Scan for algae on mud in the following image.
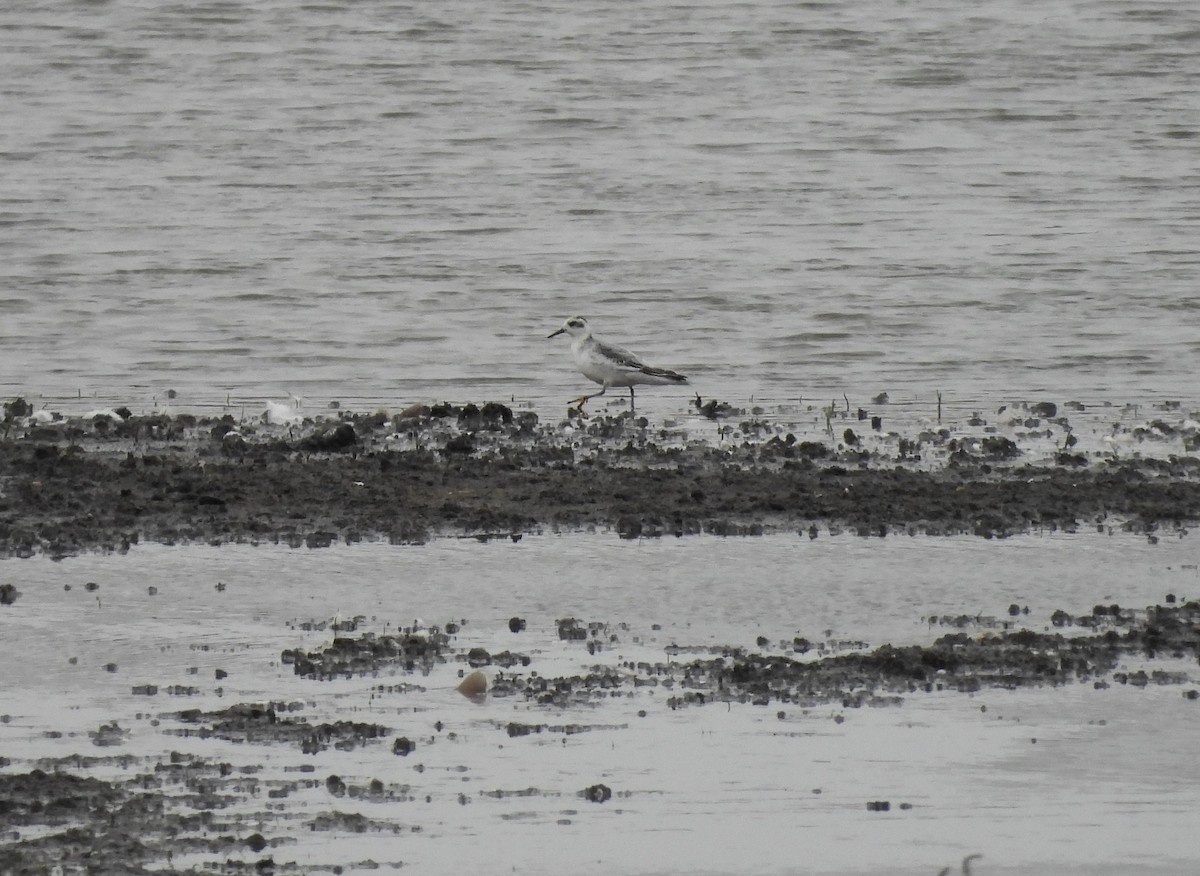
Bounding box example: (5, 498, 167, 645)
(3, 402, 1200, 558)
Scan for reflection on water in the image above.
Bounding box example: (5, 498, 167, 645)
(2, 533, 1198, 874)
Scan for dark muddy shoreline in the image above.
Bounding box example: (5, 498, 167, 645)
(4, 401, 1200, 558)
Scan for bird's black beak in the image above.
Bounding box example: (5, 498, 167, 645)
(547, 327, 565, 339)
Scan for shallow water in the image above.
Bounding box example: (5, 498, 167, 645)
(3, 533, 1199, 874)
(2, 0, 1199, 418)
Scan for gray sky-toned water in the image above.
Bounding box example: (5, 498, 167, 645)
(2, 0, 1198, 416)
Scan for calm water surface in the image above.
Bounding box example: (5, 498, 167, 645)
(2, 0, 1199, 416)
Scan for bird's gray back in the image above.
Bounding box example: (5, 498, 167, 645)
(589, 337, 648, 370)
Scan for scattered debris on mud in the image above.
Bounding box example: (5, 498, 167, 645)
(489, 601, 1200, 710)
(4, 394, 1200, 872)
(4, 399, 1200, 557)
(1, 599, 1197, 873)
(281, 628, 452, 679)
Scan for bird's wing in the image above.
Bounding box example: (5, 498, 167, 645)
(592, 338, 649, 370)
(640, 365, 687, 382)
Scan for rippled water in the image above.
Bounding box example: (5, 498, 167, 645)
(2, 0, 1198, 417)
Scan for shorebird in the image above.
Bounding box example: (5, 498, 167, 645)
(547, 316, 688, 412)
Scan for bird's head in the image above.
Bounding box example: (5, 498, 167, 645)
(547, 316, 590, 340)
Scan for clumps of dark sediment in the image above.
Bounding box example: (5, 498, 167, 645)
(1049, 599, 1200, 660)
(489, 665, 630, 707)
(501, 721, 627, 738)
(692, 395, 740, 419)
(291, 614, 364, 633)
(555, 618, 624, 656)
(321, 774, 416, 804)
(297, 421, 357, 452)
(948, 435, 1021, 463)
(0, 748, 417, 873)
(0, 756, 295, 875)
(0, 769, 125, 827)
(10, 399, 1200, 555)
(582, 782, 613, 803)
(281, 628, 452, 679)
(557, 617, 612, 641)
(494, 602, 1200, 712)
(306, 810, 413, 835)
(89, 720, 132, 747)
(923, 605, 1032, 630)
(170, 703, 389, 753)
(691, 630, 1122, 708)
(461, 648, 530, 668)
(479, 786, 545, 799)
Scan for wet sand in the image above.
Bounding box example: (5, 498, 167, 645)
(3, 399, 1200, 874)
(2, 581, 1198, 875)
(3, 400, 1200, 559)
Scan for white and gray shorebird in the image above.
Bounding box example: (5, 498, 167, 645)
(547, 316, 688, 412)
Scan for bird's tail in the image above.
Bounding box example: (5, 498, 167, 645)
(641, 366, 687, 383)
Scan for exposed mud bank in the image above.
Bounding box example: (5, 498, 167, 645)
(3, 401, 1200, 557)
(1, 601, 1197, 874)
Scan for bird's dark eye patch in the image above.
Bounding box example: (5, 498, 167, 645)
(568, 318, 584, 327)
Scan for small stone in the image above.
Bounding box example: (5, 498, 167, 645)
(466, 648, 491, 668)
(583, 783, 612, 803)
(457, 670, 487, 700)
(325, 775, 347, 796)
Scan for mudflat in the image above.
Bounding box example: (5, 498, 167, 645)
(3, 399, 1200, 875)
(3, 399, 1200, 559)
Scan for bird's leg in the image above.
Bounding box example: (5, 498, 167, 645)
(629, 387, 636, 410)
(570, 384, 608, 416)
